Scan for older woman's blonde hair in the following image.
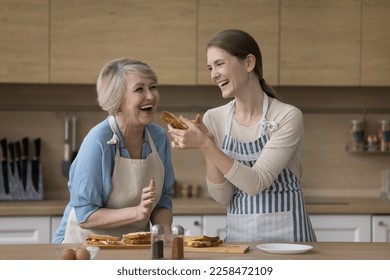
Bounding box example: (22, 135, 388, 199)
(96, 58, 158, 116)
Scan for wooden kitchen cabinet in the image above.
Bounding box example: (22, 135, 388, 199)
(173, 215, 227, 239)
(197, 0, 279, 85)
(310, 214, 371, 242)
(361, 0, 390, 85)
(50, 0, 197, 85)
(372, 215, 390, 242)
(202, 215, 226, 240)
(172, 215, 202, 236)
(0, 0, 49, 83)
(0, 216, 51, 244)
(50, 216, 62, 242)
(280, 0, 361, 86)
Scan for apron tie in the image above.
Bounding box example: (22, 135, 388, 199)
(107, 116, 119, 145)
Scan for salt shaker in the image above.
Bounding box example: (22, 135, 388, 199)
(151, 224, 164, 259)
(171, 225, 184, 259)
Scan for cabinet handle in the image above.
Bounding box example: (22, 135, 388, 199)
(378, 221, 385, 226)
(194, 221, 200, 226)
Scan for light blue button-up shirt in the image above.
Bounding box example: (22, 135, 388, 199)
(53, 117, 175, 243)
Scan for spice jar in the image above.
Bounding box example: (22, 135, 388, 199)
(171, 225, 184, 260)
(367, 134, 378, 152)
(151, 224, 164, 259)
(379, 120, 390, 152)
(350, 120, 364, 151)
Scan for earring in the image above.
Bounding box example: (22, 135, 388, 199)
(117, 108, 122, 115)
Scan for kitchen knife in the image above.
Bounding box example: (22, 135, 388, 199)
(31, 138, 41, 192)
(15, 141, 22, 180)
(62, 117, 70, 177)
(71, 116, 78, 162)
(1, 138, 10, 194)
(21, 137, 29, 191)
(8, 142, 15, 175)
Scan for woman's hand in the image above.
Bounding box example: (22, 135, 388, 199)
(168, 115, 215, 149)
(136, 178, 155, 221)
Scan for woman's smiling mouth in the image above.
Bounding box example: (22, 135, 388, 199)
(139, 104, 154, 112)
(218, 80, 229, 88)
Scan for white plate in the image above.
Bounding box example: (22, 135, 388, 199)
(256, 243, 313, 255)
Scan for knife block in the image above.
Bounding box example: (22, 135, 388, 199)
(0, 162, 43, 200)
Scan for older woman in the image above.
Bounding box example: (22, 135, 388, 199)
(53, 58, 174, 243)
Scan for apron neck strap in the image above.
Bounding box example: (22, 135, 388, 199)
(107, 116, 158, 153)
(225, 92, 270, 136)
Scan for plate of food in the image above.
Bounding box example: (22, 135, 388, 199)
(256, 243, 313, 254)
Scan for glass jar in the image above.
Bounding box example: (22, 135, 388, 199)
(350, 120, 364, 151)
(151, 224, 164, 259)
(379, 120, 390, 152)
(171, 225, 184, 260)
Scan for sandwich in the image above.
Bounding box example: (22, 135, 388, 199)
(84, 234, 120, 246)
(160, 110, 201, 130)
(121, 231, 151, 245)
(184, 235, 223, 247)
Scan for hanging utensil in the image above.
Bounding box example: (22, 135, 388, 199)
(71, 115, 78, 162)
(62, 117, 70, 177)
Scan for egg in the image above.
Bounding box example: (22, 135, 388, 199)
(60, 248, 76, 260)
(75, 247, 90, 260)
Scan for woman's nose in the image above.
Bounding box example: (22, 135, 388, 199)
(146, 89, 155, 99)
(210, 69, 220, 81)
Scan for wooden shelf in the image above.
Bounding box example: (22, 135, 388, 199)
(345, 145, 390, 155)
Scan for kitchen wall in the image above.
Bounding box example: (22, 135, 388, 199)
(0, 84, 389, 200)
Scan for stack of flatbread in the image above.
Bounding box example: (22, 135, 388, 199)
(84, 234, 120, 246)
(184, 235, 223, 248)
(121, 231, 151, 245)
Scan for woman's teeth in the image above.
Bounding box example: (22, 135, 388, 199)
(219, 80, 229, 87)
(140, 105, 153, 112)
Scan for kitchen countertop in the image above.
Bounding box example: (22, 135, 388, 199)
(0, 242, 389, 260)
(0, 197, 390, 217)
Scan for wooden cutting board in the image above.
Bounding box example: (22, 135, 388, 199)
(184, 244, 250, 254)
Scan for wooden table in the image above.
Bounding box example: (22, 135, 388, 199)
(1, 242, 389, 260)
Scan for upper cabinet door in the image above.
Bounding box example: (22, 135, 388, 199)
(197, 0, 279, 85)
(280, 0, 361, 86)
(0, 0, 49, 83)
(361, 0, 390, 86)
(50, 0, 197, 85)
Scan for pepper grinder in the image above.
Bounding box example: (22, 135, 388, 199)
(171, 225, 184, 260)
(151, 224, 164, 259)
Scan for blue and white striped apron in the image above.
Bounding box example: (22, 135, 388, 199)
(224, 94, 316, 242)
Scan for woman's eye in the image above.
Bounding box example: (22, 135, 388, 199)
(150, 85, 158, 90)
(135, 87, 144, 93)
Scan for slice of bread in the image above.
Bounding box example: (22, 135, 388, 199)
(85, 234, 120, 245)
(184, 235, 223, 247)
(122, 231, 151, 240)
(121, 231, 151, 244)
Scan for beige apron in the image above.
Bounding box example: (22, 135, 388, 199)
(63, 116, 164, 243)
